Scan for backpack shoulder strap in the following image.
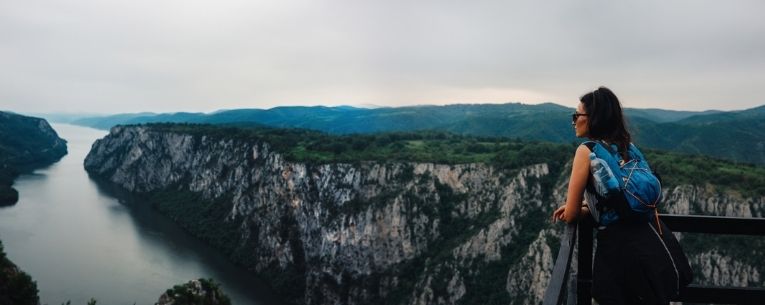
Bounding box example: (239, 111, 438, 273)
(581, 141, 617, 161)
(585, 141, 627, 188)
(582, 140, 597, 151)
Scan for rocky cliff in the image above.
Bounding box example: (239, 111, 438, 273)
(83, 125, 764, 305)
(663, 185, 765, 288)
(0, 111, 68, 206)
(0, 111, 67, 168)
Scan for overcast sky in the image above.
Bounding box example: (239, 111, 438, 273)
(2, 0, 764, 114)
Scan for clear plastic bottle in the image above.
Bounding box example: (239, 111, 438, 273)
(589, 152, 620, 197)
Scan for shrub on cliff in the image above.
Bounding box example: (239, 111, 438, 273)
(156, 278, 231, 305)
(0, 240, 40, 305)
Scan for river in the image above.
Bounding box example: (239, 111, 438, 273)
(0, 124, 278, 305)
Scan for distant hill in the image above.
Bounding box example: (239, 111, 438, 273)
(673, 104, 765, 125)
(623, 108, 723, 123)
(71, 112, 160, 129)
(632, 107, 765, 165)
(70, 103, 574, 135)
(65, 103, 765, 165)
(30, 112, 113, 124)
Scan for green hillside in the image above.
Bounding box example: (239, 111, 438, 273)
(624, 108, 723, 123)
(634, 116, 765, 166)
(146, 123, 573, 172)
(66, 103, 765, 165)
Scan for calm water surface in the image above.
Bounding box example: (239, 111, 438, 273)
(0, 124, 277, 305)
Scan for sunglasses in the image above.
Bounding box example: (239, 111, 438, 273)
(571, 112, 588, 122)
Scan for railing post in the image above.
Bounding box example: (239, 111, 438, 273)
(542, 223, 578, 305)
(576, 217, 593, 305)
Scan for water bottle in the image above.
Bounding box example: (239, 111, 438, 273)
(590, 152, 620, 197)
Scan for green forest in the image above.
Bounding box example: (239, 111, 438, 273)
(146, 123, 765, 197)
(72, 103, 765, 165)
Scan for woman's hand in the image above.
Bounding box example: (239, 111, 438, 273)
(552, 205, 566, 223)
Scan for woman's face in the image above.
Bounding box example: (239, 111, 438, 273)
(573, 102, 589, 138)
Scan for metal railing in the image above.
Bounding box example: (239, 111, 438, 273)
(543, 214, 765, 305)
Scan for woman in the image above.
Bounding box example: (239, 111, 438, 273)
(552, 87, 685, 305)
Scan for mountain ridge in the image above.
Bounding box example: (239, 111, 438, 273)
(44, 102, 765, 165)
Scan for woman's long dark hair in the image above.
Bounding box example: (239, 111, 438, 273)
(580, 86, 632, 159)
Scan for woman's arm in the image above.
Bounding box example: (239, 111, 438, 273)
(553, 144, 591, 224)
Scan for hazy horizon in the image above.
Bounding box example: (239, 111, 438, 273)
(2, 0, 764, 114)
(10, 101, 762, 120)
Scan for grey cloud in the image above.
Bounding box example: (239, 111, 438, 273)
(1, 0, 763, 113)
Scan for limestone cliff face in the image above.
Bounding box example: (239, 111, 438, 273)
(663, 185, 765, 217)
(663, 185, 765, 289)
(84, 125, 566, 305)
(83, 125, 764, 305)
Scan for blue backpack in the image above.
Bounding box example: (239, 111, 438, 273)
(584, 141, 663, 226)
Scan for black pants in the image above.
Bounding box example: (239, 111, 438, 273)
(591, 221, 678, 305)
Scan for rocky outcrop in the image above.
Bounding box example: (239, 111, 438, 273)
(663, 184, 765, 217)
(0, 111, 67, 168)
(0, 111, 67, 206)
(663, 185, 765, 289)
(506, 228, 557, 303)
(690, 251, 761, 287)
(83, 125, 765, 305)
